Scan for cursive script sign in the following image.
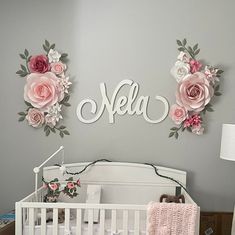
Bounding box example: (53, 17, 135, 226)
(76, 80, 169, 124)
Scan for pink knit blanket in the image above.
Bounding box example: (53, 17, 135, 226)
(147, 202, 198, 235)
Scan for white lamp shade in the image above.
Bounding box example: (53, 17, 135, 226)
(220, 124, 235, 161)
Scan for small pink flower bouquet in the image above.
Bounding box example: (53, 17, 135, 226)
(169, 39, 223, 139)
(17, 40, 71, 137)
(43, 177, 81, 202)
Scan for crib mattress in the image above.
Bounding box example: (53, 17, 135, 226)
(23, 218, 146, 235)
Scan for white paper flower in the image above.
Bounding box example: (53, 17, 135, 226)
(204, 65, 219, 84)
(177, 52, 189, 63)
(48, 49, 61, 63)
(45, 103, 63, 126)
(171, 61, 190, 83)
(58, 76, 72, 94)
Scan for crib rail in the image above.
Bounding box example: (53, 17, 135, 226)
(16, 200, 147, 235)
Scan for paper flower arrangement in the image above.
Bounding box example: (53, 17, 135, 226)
(16, 40, 71, 137)
(169, 39, 223, 139)
(42, 177, 81, 202)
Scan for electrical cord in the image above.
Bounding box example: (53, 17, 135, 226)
(54, 159, 188, 193)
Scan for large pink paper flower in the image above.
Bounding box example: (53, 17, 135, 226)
(169, 104, 188, 125)
(24, 72, 64, 110)
(176, 72, 214, 112)
(28, 55, 50, 73)
(26, 108, 45, 128)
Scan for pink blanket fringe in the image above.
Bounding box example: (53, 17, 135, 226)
(147, 202, 198, 235)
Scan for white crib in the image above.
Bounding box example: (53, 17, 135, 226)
(15, 162, 200, 235)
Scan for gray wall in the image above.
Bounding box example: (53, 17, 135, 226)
(1, 0, 235, 213)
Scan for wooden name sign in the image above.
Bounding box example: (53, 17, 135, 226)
(76, 80, 169, 124)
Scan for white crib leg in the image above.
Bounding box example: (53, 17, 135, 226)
(111, 210, 117, 233)
(123, 210, 128, 235)
(134, 211, 140, 235)
(99, 209, 105, 235)
(88, 209, 93, 235)
(65, 208, 70, 234)
(29, 208, 35, 235)
(41, 208, 47, 235)
(76, 209, 82, 235)
(53, 208, 58, 235)
(15, 202, 23, 235)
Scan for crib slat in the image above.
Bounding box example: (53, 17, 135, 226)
(123, 210, 128, 235)
(53, 208, 58, 235)
(76, 209, 82, 235)
(111, 209, 117, 233)
(99, 209, 105, 235)
(41, 208, 47, 235)
(29, 208, 35, 235)
(88, 209, 93, 235)
(65, 208, 70, 234)
(134, 210, 140, 235)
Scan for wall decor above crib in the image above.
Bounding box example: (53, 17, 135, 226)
(77, 79, 169, 124)
(16, 40, 72, 138)
(169, 38, 224, 139)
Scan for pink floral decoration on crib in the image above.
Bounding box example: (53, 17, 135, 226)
(169, 39, 224, 139)
(16, 40, 71, 138)
(42, 177, 81, 202)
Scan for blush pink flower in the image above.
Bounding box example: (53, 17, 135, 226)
(24, 72, 64, 110)
(189, 59, 202, 73)
(26, 108, 45, 128)
(169, 104, 188, 125)
(49, 183, 58, 191)
(51, 62, 66, 75)
(176, 72, 214, 112)
(28, 55, 50, 73)
(67, 182, 75, 189)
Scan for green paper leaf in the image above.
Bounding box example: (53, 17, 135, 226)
(59, 125, 66, 129)
(194, 49, 200, 55)
(45, 129, 50, 136)
(63, 102, 71, 107)
(178, 47, 185, 52)
(206, 107, 214, 112)
(214, 92, 222, 96)
(63, 130, 70, 135)
(24, 49, 29, 57)
(18, 116, 25, 122)
(24, 101, 32, 107)
(60, 132, 64, 138)
(45, 40, 50, 48)
(16, 70, 23, 75)
(176, 40, 182, 46)
(50, 43, 55, 49)
(217, 69, 224, 74)
(18, 112, 26, 116)
(175, 132, 179, 139)
(170, 127, 178, 131)
(63, 95, 70, 102)
(44, 125, 49, 132)
(182, 38, 187, 46)
(61, 53, 68, 58)
(215, 85, 220, 91)
(21, 64, 27, 72)
(188, 46, 193, 53)
(20, 54, 26, 59)
(43, 45, 49, 53)
(169, 132, 174, 138)
(193, 44, 198, 51)
(50, 128, 56, 133)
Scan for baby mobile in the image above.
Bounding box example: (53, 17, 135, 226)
(16, 40, 72, 138)
(169, 39, 224, 139)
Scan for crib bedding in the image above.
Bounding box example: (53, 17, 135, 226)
(23, 218, 146, 235)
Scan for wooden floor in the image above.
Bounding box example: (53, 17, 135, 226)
(200, 212, 233, 235)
